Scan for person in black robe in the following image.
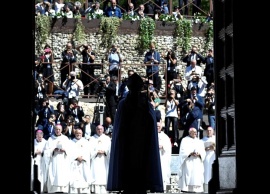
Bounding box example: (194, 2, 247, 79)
(107, 73, 164, 194)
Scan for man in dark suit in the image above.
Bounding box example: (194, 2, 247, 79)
(105, 75, 119, 125)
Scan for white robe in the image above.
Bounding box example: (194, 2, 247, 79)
(69, 137, 92, 194)
(201, 135, 216, 184)
(45, 134, 72, 193)
(33, 138, 47, 192)
(89, 134, 111, 188)
(158, 131, 172, 191)
(177, 136, 206, 192)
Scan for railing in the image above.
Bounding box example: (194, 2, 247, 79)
(38, 59, 169, 99)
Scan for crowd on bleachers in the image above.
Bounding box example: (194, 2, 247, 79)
(34, 0, 212, 21)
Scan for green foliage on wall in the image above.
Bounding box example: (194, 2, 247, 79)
(35, 15, 52, 53)
(99, 17, 121, 49)
(137, 17, 156, 54)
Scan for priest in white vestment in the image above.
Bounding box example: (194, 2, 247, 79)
(177, 127, 206, 193)
(33, 129, 47, 193)
(201, 126, 216, 193)
(69, 128, 92, 193)
(89, 125, 111, 194)
(157, 122, 172, 191)
(45, 124, 72, 193)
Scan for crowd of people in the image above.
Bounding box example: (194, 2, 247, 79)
(35, 0, 210, 20)
(32, 38, 216, 193)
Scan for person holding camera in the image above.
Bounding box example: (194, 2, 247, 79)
(66, 98, 85, 124)
(76, 44, 96, 97)
(60, 42, 78, 87)
(62, 71, 84, 102)
(43, 113, 57, 140)
(204, 87, 215, 130)
(106, 45, 123, 78)
(162, 49, 178, 91)
(182, 45, 205, 67)
(62, 115, 76, 140)
(144, 42, 161, 91)
(164, 89, 180, 147)
(36, 97, 55, 127)
(104, 0, 122, 18)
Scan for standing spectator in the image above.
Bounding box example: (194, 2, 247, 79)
(184, 58, 203, 93)
(54, 102, 67, 126)
(43, 113, 57, 140)
(192, 0, 202, 16)
(89, 1, 104, 16)
(169, 76, 186, 103)
(203, 49, 214, 88)
(106, 44, 123, 78)
(69, 128, 92, 194)
(118, 69, 135, 101)
(105, 75, 119, 125)
(73, 1, 85, 17)
(66, 98, 85, 124)
(36, 97, 55, 127)
(137, 4, 147, 18)
(89, 125, 111, 194)
(102, 116, 114, 138)
(182, 46, 204, 67)
(178, 0, 188, 15)
(187, 75, 208, 98)
(177, 127, 206, 193)
(107, 73, 163, 193)
(201, 126, 216, 193)
(126, 2, 138, 17)
(45, 124, 72, 193)
(144, 42, 161, 91)
(33, 129, 47, 193)
(41, 44, 54, 96)
(172, 6, 183, 20)
(62, 115, 76, 140)
(204, 86, 216, 130)
(162, 49, 178, 90)
(60, 42, 78, 87)
(76, 44, 96, 97)
(164, 89, 179, 147)
(179, 97, 202, 139)
(157, 121, 172, 191)
(81, 114, 96, 140)
(104, 0, 122, 18)
(62, 71, 84, 101)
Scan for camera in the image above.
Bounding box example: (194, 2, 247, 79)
(70, 76, 75, 80)
(206, 93, 213, 98)
(46, 102, 49, 106)
(111, 48, 117, 53)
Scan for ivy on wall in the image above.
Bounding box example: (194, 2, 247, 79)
(174, 19, 193, 54)
(35, 15, 52, 53)
(74, 17, 86, 44)
(99, 17, 121, 49)
(137, 17, 156, 54)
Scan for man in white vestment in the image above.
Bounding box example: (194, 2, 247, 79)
(177, 127, 206, 193)
(33, 129, 47, 193)
(89, 125, 111, 194)
(45, 124, 72, 193)
(69, 128, 92, 193)
(157, 122, 172, 192)
(201, 126, 216, 193)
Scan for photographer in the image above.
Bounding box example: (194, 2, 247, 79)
(182, 45, 205, 67)
(62, 71, 84, 101)
(36, 97, 55, 127)
(204, 87, 215, 130)
(66, 98, 85, 124)
(62, 115, 76, 140)
(76, 44, 96, 96)
(60, 42, 78, 86)
(106, 44, 123, 78)
(43, 113, 57, 140)
(162, 49, 178, 90)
